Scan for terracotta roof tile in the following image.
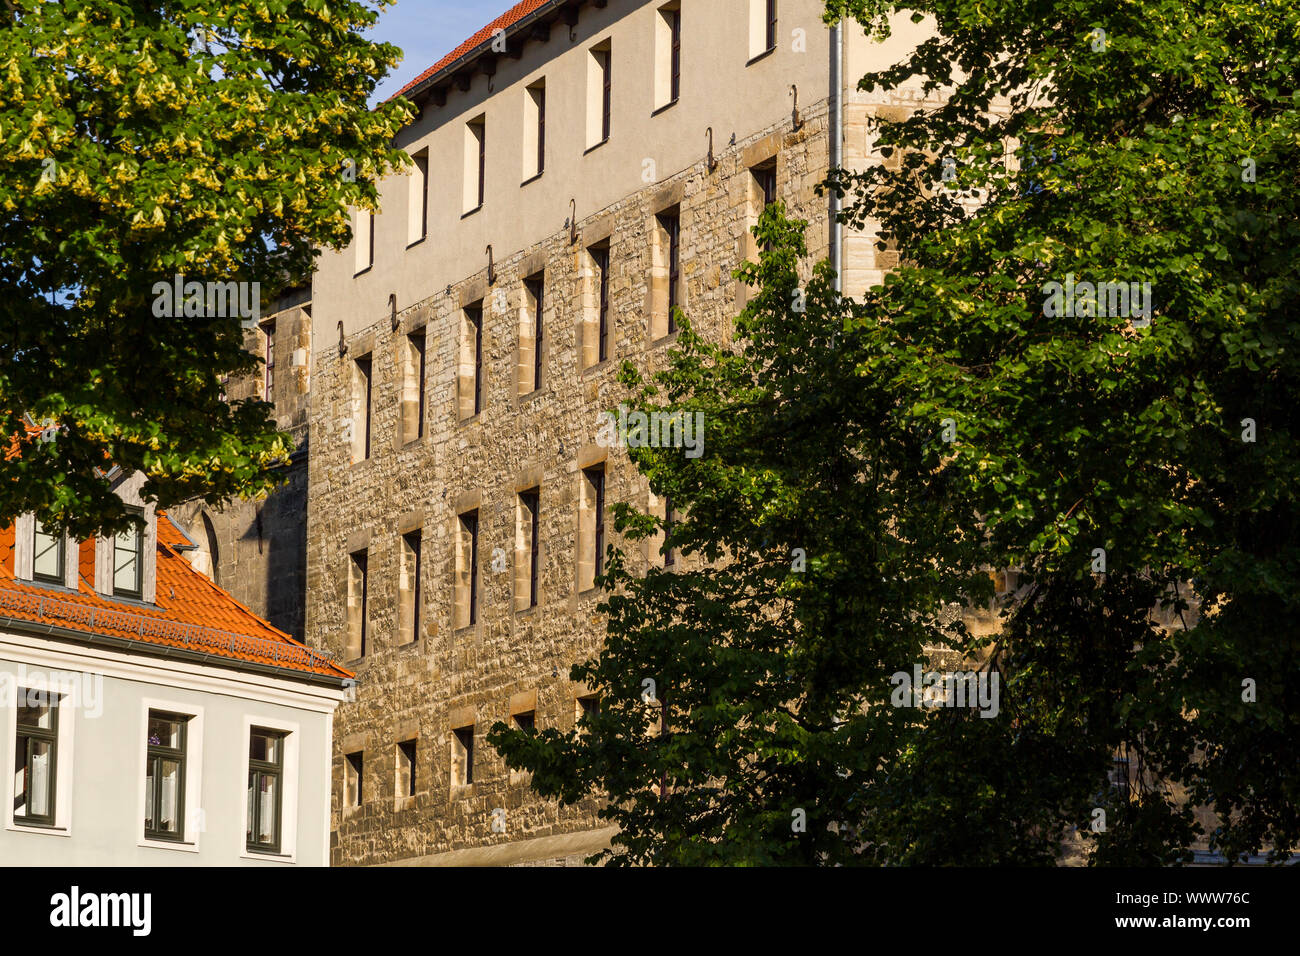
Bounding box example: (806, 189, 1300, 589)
(0, 514, 351, 683)
(392, 0, 551, 101)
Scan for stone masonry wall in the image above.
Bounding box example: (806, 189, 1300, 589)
(308, 99, 877, 866)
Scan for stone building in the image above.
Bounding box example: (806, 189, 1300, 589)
(170, 286, 313, 643)
(306, 0, 937, 865)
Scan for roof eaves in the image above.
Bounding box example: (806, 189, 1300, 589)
(394, 0, 574, 106)
(0, 615, 356, 690)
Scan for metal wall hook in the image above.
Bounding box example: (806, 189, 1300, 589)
(389, 293, 398, 331)
(706, 127, 717, 173)
(790, 84, 803, 131)
(337, 320, 347, 357)
(568, 198, 578, 244)
(486, 244, 496, 285)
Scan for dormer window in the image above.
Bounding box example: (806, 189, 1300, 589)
(114, 511, 144, 599)
(32, 521, 65, 585)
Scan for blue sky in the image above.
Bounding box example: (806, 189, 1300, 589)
(368, 1, 505, 102)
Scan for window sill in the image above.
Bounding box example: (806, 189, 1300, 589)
(520, 171, 544, 188)
(746, 47, 776, 67)
(241, 848, 296, 864)
(458, 413, 483, 427)
(581, 358, 613, 378)
(20, 578, 83, 598)
(514, 603, 541, 619)
(139, 836, 199, 853)
(651, 328, 681, 348)
(6, 821, 71, 837)
(583, 139, 610, 156)
(650, 99, 679, 118)
(453, 622, 480, 638)
(406, 236, 427, 250)
(353, 266, 373, 279)
(394, 795, 417, 812)
(461, 204, 483, 220)
(517, 386, 549, 406)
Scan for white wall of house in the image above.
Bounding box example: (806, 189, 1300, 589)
(0, 628, 346, 866)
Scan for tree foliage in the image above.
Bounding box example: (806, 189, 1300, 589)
(493, 0, 1300, 865)
(0, 0, 411, 536)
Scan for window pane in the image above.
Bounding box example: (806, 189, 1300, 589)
(246, 771, 255, 842)
(148, 714, 183, 749)
(114, 526, 140, 593)
(17, 695, 54, 730)
(33, 523, 62, 579)
(145, 758, 156, 831)
(158, 758, 182, 834)
(27, 739, 53, 817)
(257, 774, 277, 843)
(250, 730, 279, 764)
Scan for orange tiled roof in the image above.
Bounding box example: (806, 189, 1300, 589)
(392, 0, 551, 100)
(0, 514, 351, 684)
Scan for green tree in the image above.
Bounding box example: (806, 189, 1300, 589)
(821, 0, 1300, 864)
(490, 207, 993, 865)
(493, 0, 1300, 864)
(0, 0, 411, 537)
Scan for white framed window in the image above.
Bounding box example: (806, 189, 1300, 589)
(136, 698, 205, 853)
(4, 679, 76, 837)
(239, 714, 300, 863)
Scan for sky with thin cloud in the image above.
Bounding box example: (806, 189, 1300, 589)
(369, 0, 503, 103)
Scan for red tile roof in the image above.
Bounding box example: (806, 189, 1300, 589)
(392, 0, 552, 101)
(0, 514, 352, 684)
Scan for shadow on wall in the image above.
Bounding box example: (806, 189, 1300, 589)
(256, 440, 309, 643)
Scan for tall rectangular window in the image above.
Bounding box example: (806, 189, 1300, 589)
(464, 116, 486, 213)
(408, 149, 428, 245)
(263, 321, 275, 402)
(14, 691, 57, 826)
(402, 331, 426, 443)
(460, 304, 484, 419)
(587, 43, 612, 148)
(767, 0, 778, 51)
(593, 469, 606, 578)
(752, 159, 778, 252)
(523, 82, 546, 181)
(655, 4, 682, 109)
(396, 740, 417, 799)
(662, 212, 681, 333)
(344, 751, 363, 807)
(348, 549, 368, 659)
(247, 728, 285, 853)
(663, 494, 677, 567)
(517, 488, 540, 610)
(580, 465, 607, 592)
(114, 512, 143, 599)
(451, 725, 474, 787)
(584, 244, 611, 367)
(457, 510, 479, 628)
(749, 0, 778, 60)
(353, 354, 373, 461)
(354, 209, 374, 275)
(601, 49, 612, 142)
(527, 275, 544, 392)
(400, 530, 422, 645)
(32, 520, 65, 585)
(144, 711, 187, 841)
